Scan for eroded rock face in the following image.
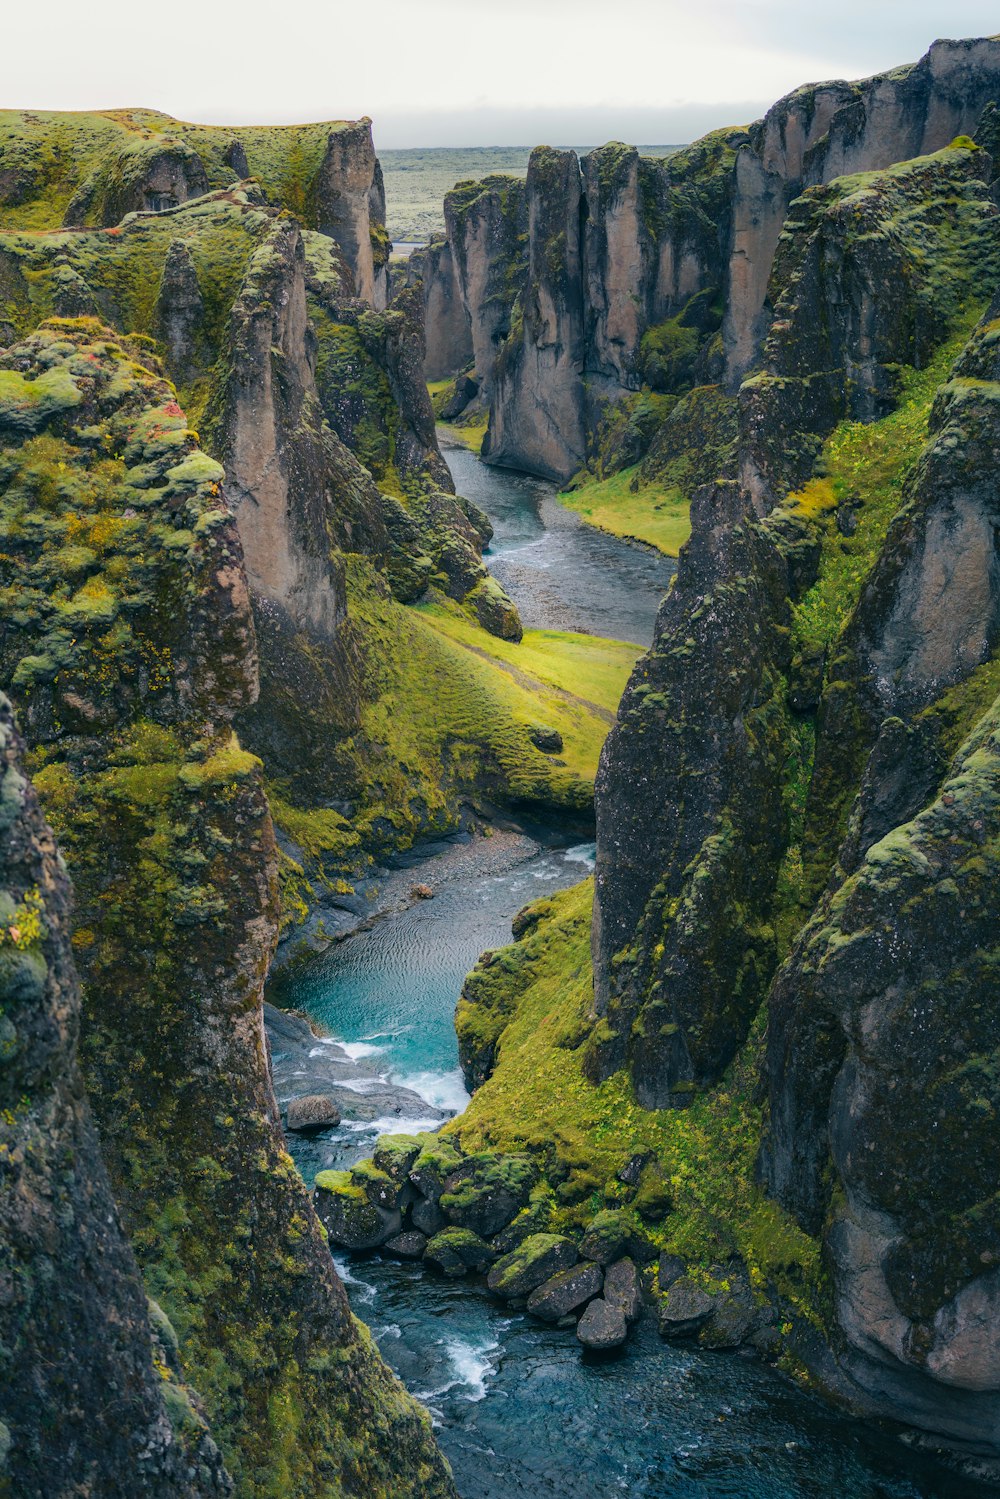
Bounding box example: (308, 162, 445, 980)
(0, 322, 456, 1499)
(590, 480, 791, 1104)
(486, 148, 586, 480)
(0, 696, 227, 1497)
(739, 142, 1000, 509)
(415, 38, 1000, 481)
(723, 35, 1000, 383)
(314, 119, 385, 305)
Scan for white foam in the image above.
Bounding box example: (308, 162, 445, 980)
(338, 1040, 386, 1062)
(332, 1257, 377, 1305)
(416, 1336, 499, 1404)
(340, 1115, 443, 1136)
(391, 1067, 470, 1114)
(564, 842, 597, 869)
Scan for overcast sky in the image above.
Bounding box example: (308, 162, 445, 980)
(6, 2, 999, 147)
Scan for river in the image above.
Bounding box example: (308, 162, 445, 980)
(273, 447, 985, 1499)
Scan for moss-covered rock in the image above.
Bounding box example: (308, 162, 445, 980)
(423, 1227, 494, 1277)
(486, 1233, 578, 1299)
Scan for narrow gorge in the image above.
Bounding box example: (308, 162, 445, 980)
(1, 29, 999, 1499)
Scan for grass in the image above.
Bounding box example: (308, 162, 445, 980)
(559, 465, 690, 556)
(452, 881, 822, 1311)
(789, 307, 986, 659)
(437, 410, 488, 454)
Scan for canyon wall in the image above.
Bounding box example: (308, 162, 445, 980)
(414, 35, 1000, 484)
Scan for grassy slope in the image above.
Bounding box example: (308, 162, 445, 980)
(558, 465, 691, 556)
(451, 882, 821, 1315)
(267, 569, 639, 926)
(451, 308, 993, 1330)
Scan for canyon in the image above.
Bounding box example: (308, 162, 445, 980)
(1, 32, 1000, 1497)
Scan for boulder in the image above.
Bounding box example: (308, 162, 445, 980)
(528, 724, 563, 754)
(286, 1094, 342, 1133)
(424, 1227, 494, 1277)
(409, 1140, 465, 1202)
(490, 1204, 553, 1256)
(412, 1196, 447, 1237)
(383, 1231, 427, 1260)
(314, 1171, 400, 1250)
(526, 1262, 603, 1321)
(580, 1210, 629, 1266)
(373, 1133, 426, 1182)
(350, 1160, 412, 1212)
(604, 1257, 643, 1323)
(440, 1152, 535, 1238)
(487, 1233, 578, 1299)
(577, 1298, 628, 1351)
(657, 1251, 686, 1291)
(410, 883, 434, 900)
(658, 1277, 716, 1338)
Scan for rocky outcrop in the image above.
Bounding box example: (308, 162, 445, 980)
(723, 35, 1000, 383)
(415, 37, 1000, 487)
(0, 695, 229, 1498)
(410, 238, 474, 380)
(0, 322, 456, 1498)
(485, 148, 587, 479)
(588, 480, 791, 1104)
(739, 141, 1000, 509)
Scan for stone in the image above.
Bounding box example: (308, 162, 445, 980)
(526, 1262, 603, 1321)
(412, 1196, 447, 1237)
(580, 1210, 629, 1266)
(439, 1152, 535, 1238)
(411, 883, 434, 899)
(658, 1278, 716, 1338)
(285, 1094, 342, 1133)
(487, 1233, 578, 1299)
(383, 1232, 427, 1260)
(313, 1171, 400, 1251)
(577, 1299, 628, 1351)
(528, 724, 563, 754)
(372, 1134, 425, 1182)
(604, 1258, 643, 1323)
(424, 1228, 494, 1277)
(657, 1252, 686, 1291)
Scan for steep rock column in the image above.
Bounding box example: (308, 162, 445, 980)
(0, 321, 457, 1499)
(409, 237, 474, 380)
(312, 119, 383, 305)
(216, 217, 347, 638)
(485, 147, 586, 481)
(581, 142, 649, 389)
(762, 303, 1000, 1454)
(445, 174, 528, 397)
(0, 697, 228, 1498)
(588, 480, 791, 1105)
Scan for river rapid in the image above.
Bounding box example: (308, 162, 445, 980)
(274, 445, 987, 1499)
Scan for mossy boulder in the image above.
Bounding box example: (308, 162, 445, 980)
(439, 1151, 537, 1238)
(579, 1210, 630, 1266)
(658, 1277, 717, 1338)
(409, 1139, 466, 1202)
(486, 1233, 578, 1299)
(526, 1261, 603, 1322)
(423, 1227, 494, 1277)
(373, 1133, 426, 1182)
(314, 1170, 401, 1250)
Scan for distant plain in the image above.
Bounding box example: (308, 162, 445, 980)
(380, 144, 680, 243)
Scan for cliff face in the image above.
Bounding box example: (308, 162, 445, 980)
(0, 694, 229, 1498)
(584, 94, 1000, 1450)
(485, 149, 586, 479)
(0, 109, 390, 305)
(414, 36, 1000, 487)
(0, 321, 455, 1496)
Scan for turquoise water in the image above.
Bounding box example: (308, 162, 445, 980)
(279, 451, 989, 1499)
(288, 840, 595, 1114)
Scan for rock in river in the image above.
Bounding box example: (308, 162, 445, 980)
(577, 1299, 628, 1351)
(286, 1093, 342, 1132)
(487, 1233, 578, 1299)
(526, 1262, 603, 1321)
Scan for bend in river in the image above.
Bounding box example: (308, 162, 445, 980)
(273, 451, 974, 1499)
